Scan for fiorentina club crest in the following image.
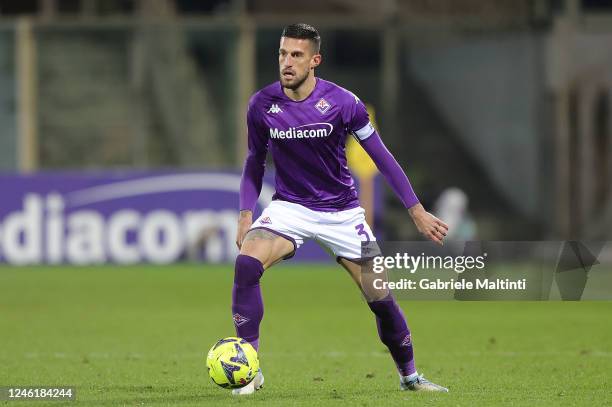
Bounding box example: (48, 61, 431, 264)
(233, 313, 250, 327)
(401, 334, 412, 347)
(315, 98, 331, 114)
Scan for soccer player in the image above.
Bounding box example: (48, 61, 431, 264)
(232, 23, 449, 395)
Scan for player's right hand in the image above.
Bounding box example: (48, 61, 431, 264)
(236, 210, 253, 249)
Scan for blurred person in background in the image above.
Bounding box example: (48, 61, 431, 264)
(434, 187, 477, 241)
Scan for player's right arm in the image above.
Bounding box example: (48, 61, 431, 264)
(236, 98, 269, 249)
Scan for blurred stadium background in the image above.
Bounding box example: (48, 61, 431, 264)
(0, 0, 610, 263)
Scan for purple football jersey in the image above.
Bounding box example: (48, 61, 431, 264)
(245, 78, 374, 212)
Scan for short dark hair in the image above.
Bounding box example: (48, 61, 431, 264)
(281, 23, 321, 53)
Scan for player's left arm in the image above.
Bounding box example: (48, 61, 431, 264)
(348, 97, 448, 245)
(360, 133, 448, 244)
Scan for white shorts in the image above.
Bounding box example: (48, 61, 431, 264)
(250, 200, 378, 261)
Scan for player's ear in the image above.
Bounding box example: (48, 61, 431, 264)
(311, 53, 321, 69)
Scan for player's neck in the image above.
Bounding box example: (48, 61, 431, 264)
(283, 74, 317, 101)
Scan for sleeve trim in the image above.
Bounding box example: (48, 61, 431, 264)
(354, 122, 375, 140)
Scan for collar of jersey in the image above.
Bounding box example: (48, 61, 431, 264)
(278, 77, 320, 104)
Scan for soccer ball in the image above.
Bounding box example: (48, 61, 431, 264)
(206, 337, 259, 389)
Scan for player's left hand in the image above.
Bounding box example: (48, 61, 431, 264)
(408, 203, 449, 245)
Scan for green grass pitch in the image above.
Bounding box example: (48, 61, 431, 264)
(1, 264, 611, 406)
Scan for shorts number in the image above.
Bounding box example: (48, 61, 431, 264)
(355, 223, 371, 243)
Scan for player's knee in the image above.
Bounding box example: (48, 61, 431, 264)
(234, 254, 264, 287)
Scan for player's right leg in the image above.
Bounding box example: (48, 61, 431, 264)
(233, 228, 295, 351)
(231, 201, 313, 395)
(231, 227, 295, 396)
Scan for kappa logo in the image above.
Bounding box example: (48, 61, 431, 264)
(233, 313, 250, 327)
(267, 104, 282, 114)
(401, 334, 412, 347)
(315, 98, 331, 114)
(260, 216, 272, 224)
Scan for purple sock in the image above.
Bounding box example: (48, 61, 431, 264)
(368, 294, 416, 376)
(232, 254, 264, 351)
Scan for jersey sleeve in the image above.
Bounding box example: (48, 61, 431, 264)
(360, 132, 420, 209)
(239, 97, 269, 212)
(345, 92, 420, 209)
(346, 94, 376, 141)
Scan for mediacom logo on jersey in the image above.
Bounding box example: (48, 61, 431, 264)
(269, 122, 334, 139)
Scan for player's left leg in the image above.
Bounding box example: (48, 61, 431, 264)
(315, 206, 448, 392)
(339, 258, 448, 392)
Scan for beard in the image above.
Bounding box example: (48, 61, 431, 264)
(280, 69, 309, 90)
